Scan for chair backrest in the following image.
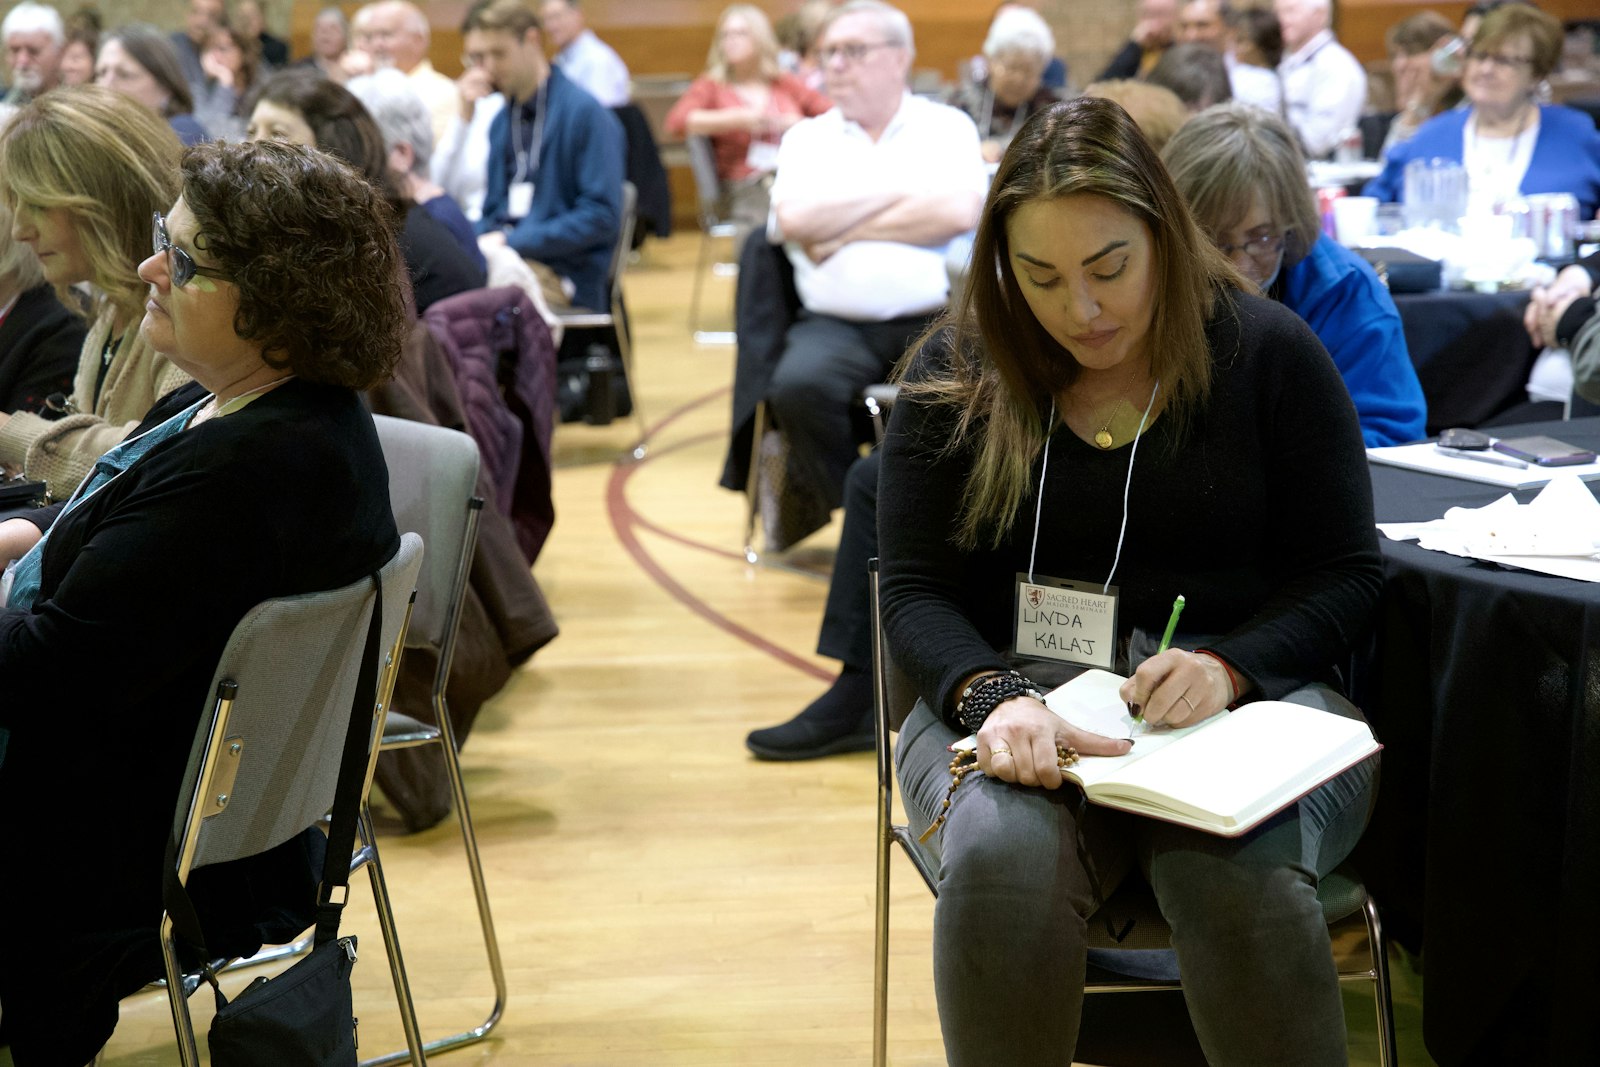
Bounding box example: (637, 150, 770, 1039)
(174, 533, 425, 874)
(685, 135, 722, 223)
(372, 415, 482, 651)
(610, 180, 638, 314)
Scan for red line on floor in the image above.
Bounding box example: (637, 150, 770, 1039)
(605, 388, 832, 682)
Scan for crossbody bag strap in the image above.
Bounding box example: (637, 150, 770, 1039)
(314, 571, 385, 945)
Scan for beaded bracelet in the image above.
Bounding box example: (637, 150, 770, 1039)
(955, 669, 1044, 734)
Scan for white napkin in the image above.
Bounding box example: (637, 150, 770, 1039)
(1378, 475, 1600, 581)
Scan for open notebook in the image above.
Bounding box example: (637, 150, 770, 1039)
(953, 670, 1380, 837)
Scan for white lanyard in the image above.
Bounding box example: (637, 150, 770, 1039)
(1026, 379, 1160, 592)
(510, 79, 549, 185)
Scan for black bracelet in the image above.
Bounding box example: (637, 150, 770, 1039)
(956, 669, 1044, 734)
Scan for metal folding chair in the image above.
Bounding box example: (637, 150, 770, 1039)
(555, 180, 647, 458)
(867, 559, 1397, 1066)
(158, 534, 427, 1067)
(362, 415, 505, 1064)
(686, 134, 739, 345)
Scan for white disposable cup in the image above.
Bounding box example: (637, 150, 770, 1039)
(1333, 196, 1379, 245)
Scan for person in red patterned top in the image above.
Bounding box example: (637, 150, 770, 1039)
(666, 4, 831, 232)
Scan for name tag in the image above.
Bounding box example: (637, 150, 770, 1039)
(745, 140, 780, 173)
(1014, 574, 1118, 670)
(508, 181, 535, 220)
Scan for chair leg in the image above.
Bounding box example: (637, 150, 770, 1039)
(158, 918, 203, 1067)
(614, 303, 648, 461)
(356, 809, 429, 1067)
(1361, 894, 1399, 1067)
(418, 694, 509, 1053)
(872, 788, 894, 1067)
(690, 228, 737, 345)
(742, 401, 766, 563)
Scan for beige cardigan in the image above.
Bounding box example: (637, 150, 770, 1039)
(0, 304, 191, 499)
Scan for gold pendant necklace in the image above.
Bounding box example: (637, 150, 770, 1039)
(1090, 362, 1142, 449)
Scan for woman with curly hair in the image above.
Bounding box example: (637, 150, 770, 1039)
(0, 84, 189, 501)
(0, 138, 408, 1063)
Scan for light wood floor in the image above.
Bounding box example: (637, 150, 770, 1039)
(92, 233, 1432, 1066)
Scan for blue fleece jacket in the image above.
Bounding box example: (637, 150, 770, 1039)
(1279, 235, 1428, 447)
(1364, 105, 1600, 221)
(478, 66, 625, 310)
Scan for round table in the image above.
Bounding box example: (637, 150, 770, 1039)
(1358, 417, 1600, 1065)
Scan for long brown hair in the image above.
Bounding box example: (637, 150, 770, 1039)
(901, 96, 1246, 549)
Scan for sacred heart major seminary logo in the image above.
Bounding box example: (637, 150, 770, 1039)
(1025, 586, 1045, 608)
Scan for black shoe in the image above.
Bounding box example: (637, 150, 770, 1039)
(746, 668, 875, 761)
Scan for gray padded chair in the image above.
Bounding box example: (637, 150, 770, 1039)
(365, 415, 505, 1064)
(867, 559, 1397, 1067)
(158, 534, 426, 1067)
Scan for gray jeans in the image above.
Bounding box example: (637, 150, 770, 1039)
(895, 685, 1379, 1066)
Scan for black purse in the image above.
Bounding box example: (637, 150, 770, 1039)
(163, 573, 386, 1067)
(1355, 247, 1442, 294)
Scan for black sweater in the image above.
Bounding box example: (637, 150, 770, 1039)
(0, 284, 85, 414)
(0, 379, 398, 1062)
(878, 291, 1382, 729)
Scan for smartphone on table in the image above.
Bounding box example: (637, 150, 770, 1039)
(1490, 436, 1598, 467)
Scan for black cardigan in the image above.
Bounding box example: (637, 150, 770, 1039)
(0, 283, 87, 414)
(878, 291, 1383, 728)
(0, 378, 398, 1063)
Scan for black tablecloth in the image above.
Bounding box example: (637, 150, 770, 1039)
(1357, 417, 1600, 1065)
(1394, 288, 1537, 435)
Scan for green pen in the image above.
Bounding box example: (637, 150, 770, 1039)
(1131, 594, 1186, 724)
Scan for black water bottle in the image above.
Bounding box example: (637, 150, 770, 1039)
(583, 345, 618, 426)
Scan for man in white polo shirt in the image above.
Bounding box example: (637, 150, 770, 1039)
(765, 0, 986, 509)
(1275, 0, 1366, 158)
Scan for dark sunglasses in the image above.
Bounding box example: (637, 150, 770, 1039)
(152, 211, 229, 288)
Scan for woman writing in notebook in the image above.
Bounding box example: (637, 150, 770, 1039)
(879, 97, 1382, 1065)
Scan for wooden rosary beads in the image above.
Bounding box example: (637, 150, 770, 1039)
(918, 743, 1080, 843)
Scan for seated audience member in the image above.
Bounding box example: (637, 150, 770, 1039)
(749, 69, 1191, 761)
(1177, 0, 1281, 113)
(880, 97, 1380, 1065)
(467, 0, 624, 311)
(352, 1, 461, 146)
(433, 48, 504, 223)
(0, 86, 191, 501)
(665, 5, 831, 233)
(1365, 4, 1600, 220)
(2, 2, 64, 105)
(1147, 40, 1232, 112)
(1098, 0, 1177, 80)
(541, 0, 630, 107)
(1549, 251, 1600, 408)
(297, 6, 351, 82)
(194, 23, 262, 141)
(234, 0, 289, 69)
(169, 0, 224, 96)
(1275, 0, 1366, 158)
(349, 68, 488, 273)
(97, 24, 210, 146)
(0, 138, 407, 1066)
(1381, 10, 1463, 154)
(758, 0, 984, 508)
(58, 10, 97, 86)
(1234, 4, 1284, 75)
(1526, 249, 1600, 354)
(1081, 78, 1189, 150)
(1165, 102, 1426, 446)
(958, 3, 1069, 94)
(777, 0, 832, 93)
(945, 5, 1062, 163)
(0, 198, 84, 416)
(245, 69, 486, 313)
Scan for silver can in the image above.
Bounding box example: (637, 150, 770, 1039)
(1525, 193, 1579, 260)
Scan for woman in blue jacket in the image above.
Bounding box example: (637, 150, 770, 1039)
(1164, 102, 1428, 448)
(1364, 5, 1600, 221)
